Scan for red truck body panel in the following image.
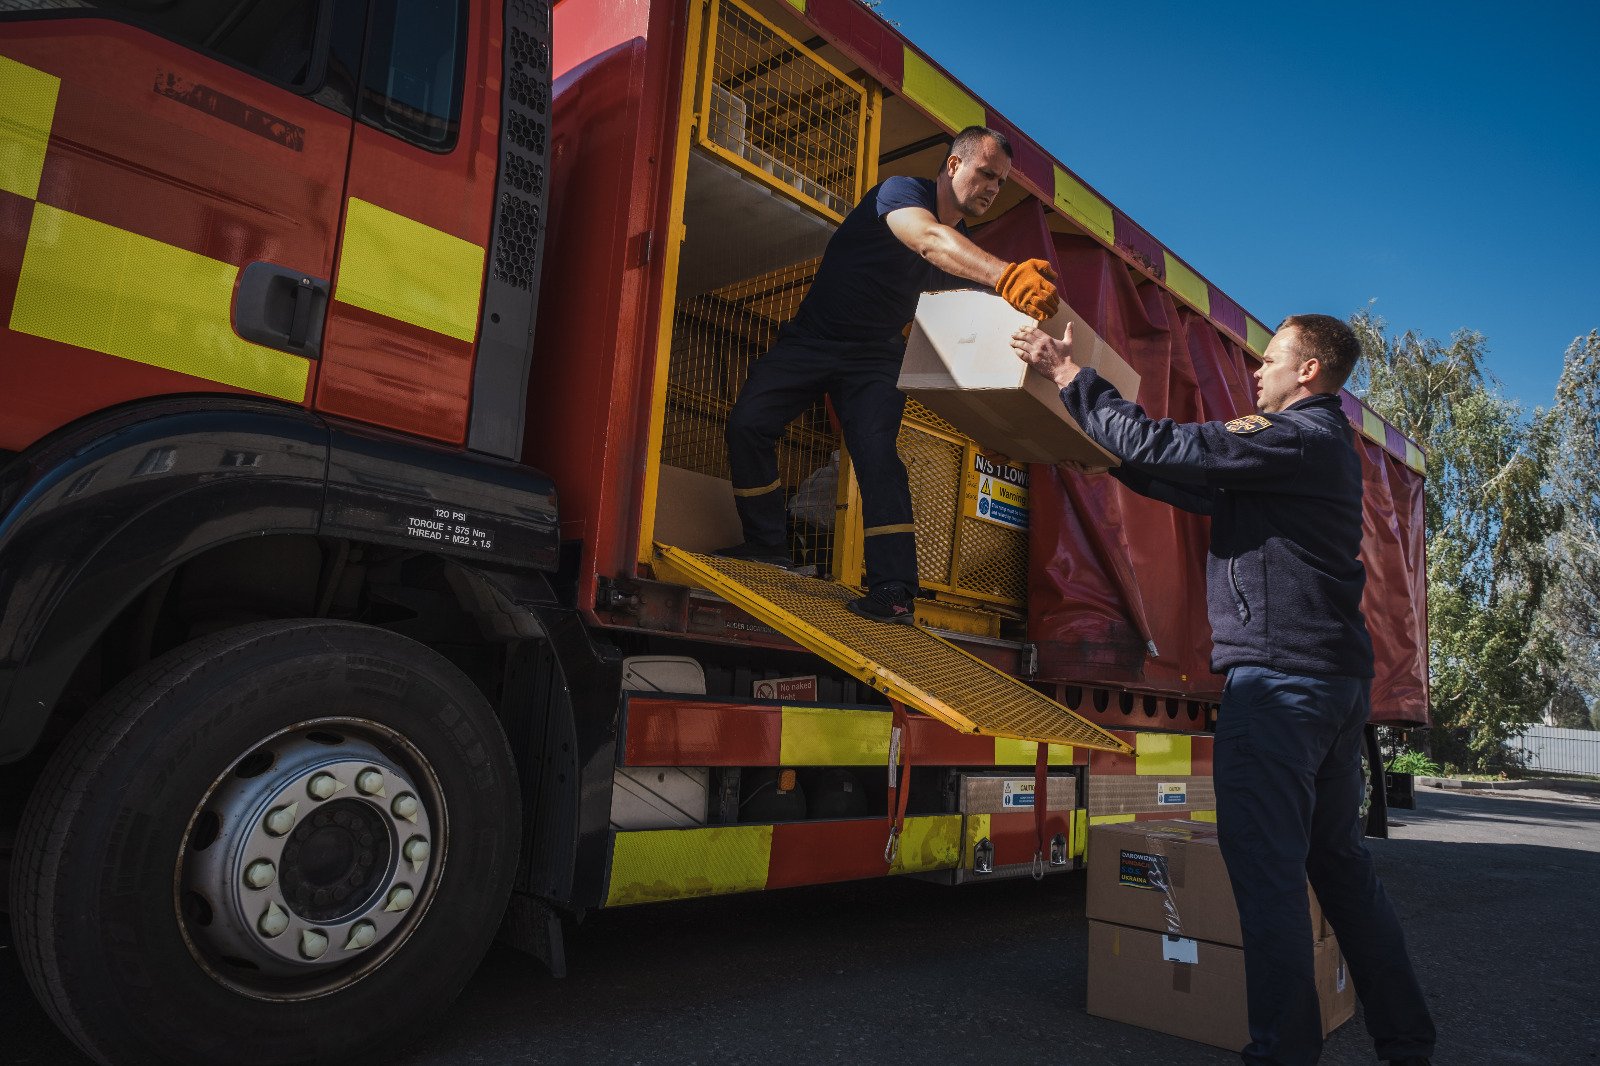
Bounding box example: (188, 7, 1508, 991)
(540, 0, 1430, 725)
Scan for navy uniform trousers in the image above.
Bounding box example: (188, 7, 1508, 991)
(725, 334, 917, 592)
(1216, 666, 1435, 1065)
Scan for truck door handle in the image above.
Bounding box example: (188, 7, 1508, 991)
(233, 261, 331, 358)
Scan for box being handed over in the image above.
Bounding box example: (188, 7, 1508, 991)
(899, 289, 1141, 466)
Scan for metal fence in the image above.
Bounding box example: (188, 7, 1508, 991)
(1507, 726, 1600, 777)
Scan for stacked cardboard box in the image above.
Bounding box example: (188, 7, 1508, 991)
(1085, 819, 1355, 1051)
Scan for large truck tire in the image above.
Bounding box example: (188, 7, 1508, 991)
(11, 619, 521, 1066)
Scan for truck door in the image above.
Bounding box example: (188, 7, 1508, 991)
(312, 0, 503, 449)
(0, 1, 361, 451)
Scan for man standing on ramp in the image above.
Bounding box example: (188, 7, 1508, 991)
(720, 126, 1059, 624)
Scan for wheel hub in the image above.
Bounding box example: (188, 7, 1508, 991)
(179, 723, 442, 993)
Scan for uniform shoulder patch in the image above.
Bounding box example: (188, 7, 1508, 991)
(1225, 414, 1272, 435)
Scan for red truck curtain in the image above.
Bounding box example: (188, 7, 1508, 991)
(973, 202, 1429, 724)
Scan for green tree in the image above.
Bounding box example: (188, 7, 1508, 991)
(1545, 680, 1592, 730)
(1350, 312, 1560, 771)
(1539, 332, 1600, 704)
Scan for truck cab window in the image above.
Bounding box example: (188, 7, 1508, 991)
(359, 0, 467, 151)
(1, 1, 324, 89)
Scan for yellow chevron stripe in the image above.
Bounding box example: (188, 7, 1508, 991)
(900, 50, 984, 133)
(993, 738, 1074, 766)
(1190, 809, 1218, 823)
(1405, 440, 1426, 474)
(1361, 407, 1386, 443)
(1163, 252, 1211, 316)
(1134, 732, 1192, 776)
(964, 813, 991, 867)
(10, 204, 309, 401)
(1246, 317, 1273, 357)
(780, 706, 891, 765)
(1052, 166, 1114, 245)
(334, 197, 484, 341)
(1073, 809, 1088, 857)
(605, 825, 773, 906)
(1090, 813, 1135, 825)
(0, 55, 59, 200)
(889, 814, 962, 874)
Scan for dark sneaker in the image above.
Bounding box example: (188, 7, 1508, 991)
(846, 583, 917, 625)
(713, 542, 815, 575)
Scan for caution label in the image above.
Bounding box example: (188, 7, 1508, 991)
(1157, 782, 1188, 805)
(1001, 778, 1035, 808)
(964, 454, 1029, 531)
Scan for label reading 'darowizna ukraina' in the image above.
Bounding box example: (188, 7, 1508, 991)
(1118, 849, 1170, 891)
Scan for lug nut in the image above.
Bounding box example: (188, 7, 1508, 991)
(391, 793, 420, 822)
(258, 901, 289, 937)
(404, 837, 431, 869)
(356, 769, 386, 796)
(384, 885, 415, 912)
(345, 921, 377, 951)
(307, 773, 343, 800)
(265, 802, 299, 836)
(244, 859, 276, 889)
(300, 928, 329, 960)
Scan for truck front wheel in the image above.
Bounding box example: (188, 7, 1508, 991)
(11, 619, 521, 1066)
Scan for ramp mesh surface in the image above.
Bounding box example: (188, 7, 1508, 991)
(654, 545, 1132, 753)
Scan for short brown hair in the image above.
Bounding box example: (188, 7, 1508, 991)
(1278, 314, 1361, 389)
(950, 125, 1011, 161)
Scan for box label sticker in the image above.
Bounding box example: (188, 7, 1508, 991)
(964, 454, 1029, 531)
(1118, 849, 1170, 891)
(1001, 778, 1035, 808)
(1157, 782, 1188, 805)
(1161, 935, 1198, 965)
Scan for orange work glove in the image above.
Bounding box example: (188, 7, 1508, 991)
(995, 258, 1060, 321)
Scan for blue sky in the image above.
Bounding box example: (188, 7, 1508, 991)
(884, 1, 1600, 411)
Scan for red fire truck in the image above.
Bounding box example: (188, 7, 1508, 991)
(0, 1, 1429, 1063)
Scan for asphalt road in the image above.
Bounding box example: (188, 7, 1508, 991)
(5, 786, 1598, 1065)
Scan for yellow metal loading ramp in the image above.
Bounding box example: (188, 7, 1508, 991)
(652, 544, 1133, 754)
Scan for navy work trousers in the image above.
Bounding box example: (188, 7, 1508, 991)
(725, 334, 917, 592)
(1214, 666, 1435, 1065)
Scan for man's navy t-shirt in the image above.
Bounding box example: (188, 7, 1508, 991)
(786, 176, 969, 345)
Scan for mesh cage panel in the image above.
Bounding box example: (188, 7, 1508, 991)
(954, 515, 1029, 603)
(898, 424, 961, 588)
(700, 0, 865, 220)
(663, 258, 839, 573)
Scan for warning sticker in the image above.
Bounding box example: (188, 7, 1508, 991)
(1157, 782, 1188, 805)
(963, 454, 1029, 531)
(1118, 849, 1170, 891)
(1001, 779, 1035, 808)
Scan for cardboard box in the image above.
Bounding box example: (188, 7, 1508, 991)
(1086, 820, 1329, 945)
(899, 289, 1141, 465)
(1086, 921, 1355, 1052)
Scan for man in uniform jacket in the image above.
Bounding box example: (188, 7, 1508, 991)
(1011, 314, 1434, 1066)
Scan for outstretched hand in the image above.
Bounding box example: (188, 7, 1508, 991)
(1011, 321, 1081, 388)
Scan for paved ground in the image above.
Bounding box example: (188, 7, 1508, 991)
(5, 786, 1598, 1065)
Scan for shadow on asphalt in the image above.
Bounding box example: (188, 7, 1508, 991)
(4, 790, 1597, 1065)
